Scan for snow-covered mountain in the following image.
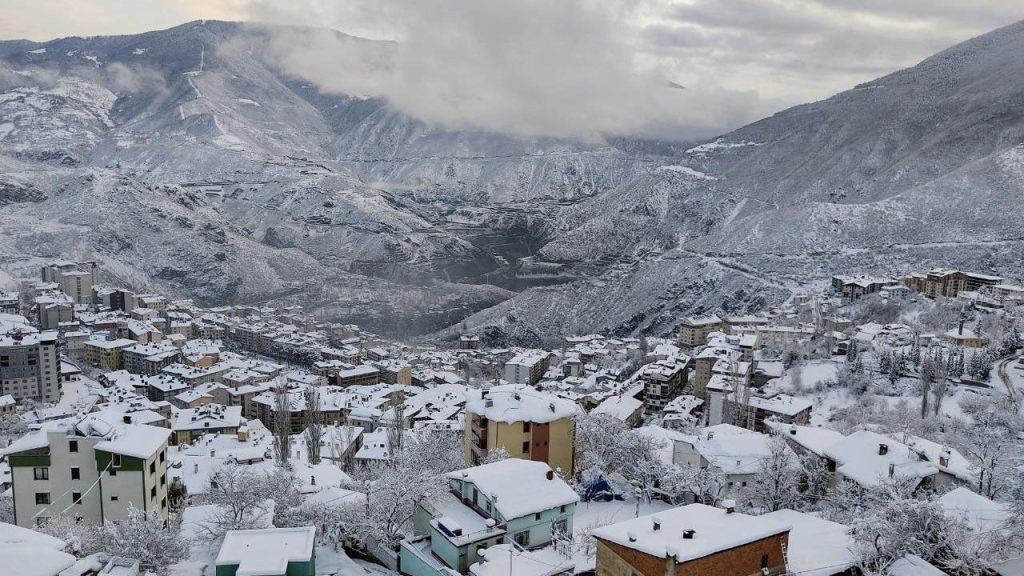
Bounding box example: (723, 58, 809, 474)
(2, 20, 1023, 343)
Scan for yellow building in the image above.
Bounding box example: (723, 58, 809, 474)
(464, 384, 579, 477)
(83, 338, 135, 371)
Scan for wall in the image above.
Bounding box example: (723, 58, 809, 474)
(596, 532, 789, 576)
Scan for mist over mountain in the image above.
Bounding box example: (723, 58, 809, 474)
(1, 19, 1023, 344)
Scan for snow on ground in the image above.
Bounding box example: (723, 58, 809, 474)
(656, 165, 717, 180)
(315, 545, 398, 576)
(237, 98, 261, 107)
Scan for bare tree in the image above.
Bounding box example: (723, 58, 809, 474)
(273, 384, 292, 467)
(304, 386, 323, 465)
(740, 436, 800, 512)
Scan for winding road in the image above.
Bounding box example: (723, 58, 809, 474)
(996, 354, 1021, 402)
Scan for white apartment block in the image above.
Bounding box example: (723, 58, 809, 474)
(5, 414, 170, 528)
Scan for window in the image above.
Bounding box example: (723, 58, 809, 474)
(151, 486, 157, 498)
(535, 513, 541, 521)
(149, 462, 156, 474)
(109, 469, 117, 476)
(71, 467, 80, 481)
(761, 554, 769, 569)
(33, 467, 49, 480)
(160, 474, 166, 486)
(560, 505, 566, 514)
(36, 517, 48, 528)
(159, 450, 165, 463)
(35, 492, 50, 505)
(161, 497, 167, 509)
(72, 492, 82, 505)
(513, 531, 529, 548)
(111, 454, 122, 467)
(110, 495, 119, 502)
(522, 441, 529, 453)
(552, 519, 568, 536)
(522, 422, 531, 433)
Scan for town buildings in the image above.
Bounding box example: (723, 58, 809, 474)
(504, 351, 551, 385)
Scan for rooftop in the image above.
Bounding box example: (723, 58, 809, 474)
(215, 526, 316, 576)
(591, 503, 790, 563)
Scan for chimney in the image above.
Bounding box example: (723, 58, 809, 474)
(958, 319, 964, 336)
(652, 517, 662, 531)
(628, 531, 637, 542)
(311, 475, 316, 486)
(193, 462, 199, 473)
(722, 499, 736, 514)
(549, 402, 556, 413)
(122, 415, 132, 424)
(682, 529, 695, 539)
(888, 463, 895, 478)
(878, 443, 889, 456)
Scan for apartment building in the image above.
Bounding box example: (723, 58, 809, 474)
(41, 261, 97, 305)
(123, 342, 182, 375)
(83, 338, 136, 371)
(464, 385, 578, 476)
(400, 459, 578, 576)
(677, 315, 724, 348)
(0, 330, 61, 403)
(639, 356, 690, 414)
(5, 414, 170, 527)
(503, 351, 551, 385)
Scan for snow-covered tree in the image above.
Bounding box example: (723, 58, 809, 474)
(666, 464, 728, 506)
(199, 463, 300, 538)
(97, 505, 188, 574)
(740, 436, 800, 512)
(953, 396, 1022, 498)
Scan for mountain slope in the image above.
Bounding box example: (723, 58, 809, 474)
(454, 20, 1024, 344)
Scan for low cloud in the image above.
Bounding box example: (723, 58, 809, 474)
(105, 62, 168, 95)
(250, 0, 773, 141)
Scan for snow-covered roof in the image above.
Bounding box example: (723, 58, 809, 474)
(93, 420, 170, 459)
(767, 422, 845, 458)
(823, 430, 938, 488)
(745, 392, 813, 416)
(887, 554, 947, 576)
(172, 405, 243, 432)
(896, 434, 974, 483)
(0, 521, 76, 576)
(938, 487, 1009, 534)
(689, 424, 778, 475)
(215, 526, 316, 575)
(470, 544, 572, 576)
(761, 510, 857, 576)
(591, 503, 789, 564)
(592, 395, 643, 421)
(465, 385, 579, 424)
(447, 459, 579, 520)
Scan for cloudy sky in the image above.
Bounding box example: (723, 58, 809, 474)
(2, 0, 1024, 139)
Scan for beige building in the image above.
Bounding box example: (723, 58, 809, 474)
(41, 261, 97, 305)
(677, 315, 723, 348)
(464, 385, 579, 477)
(5, 414, 170, 527)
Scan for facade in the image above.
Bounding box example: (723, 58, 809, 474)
(83, 338, 136, 371)
(124, 342, 182, 376)
(5, 415, 170, 527)
(464, 385, 578, 476)
(504, 352, 551, 385)
(831, 275, 890, 301)
(592, 503, 790, 576)
(400, 459, 578, 576)
(0, 330, 61, 403)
